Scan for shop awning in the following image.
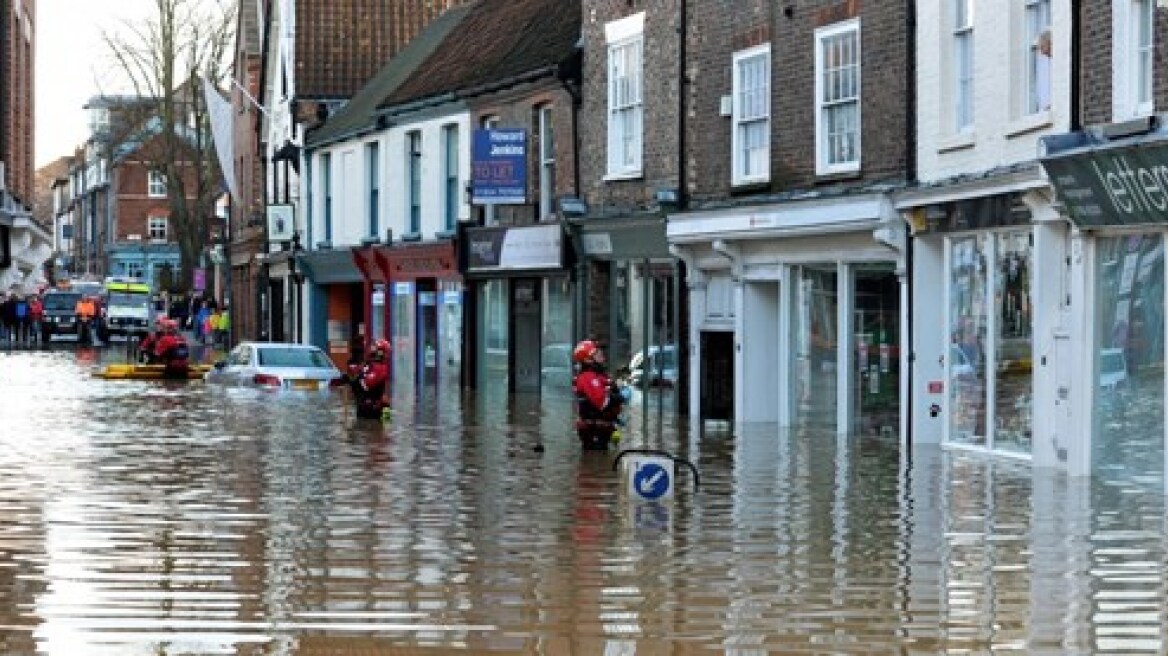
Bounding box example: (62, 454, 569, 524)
(297, 248, 362, 284)
(1040, 123, 1168, 228)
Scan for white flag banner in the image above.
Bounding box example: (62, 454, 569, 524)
(202, 78, 239, 203)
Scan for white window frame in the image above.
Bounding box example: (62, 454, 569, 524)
(731, 43, 771, 186)
(538, 105, 556, 219)
(147, 170, 167, 197)
(605, 12, 645, 179)
(443, 124, 460, 231)
(1114, 0, 1156, 119)
(1132, 0, 1155, 116)
(953, 0, 974, 131)
(148, 215, 168, 242)
(407, 131, 422, 234)
(1023, 0, 1052, 116)
(814, 19, 862, 176)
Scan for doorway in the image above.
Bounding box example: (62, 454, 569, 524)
(852, 267, 900, 436)
(511, 278, 541, 393)
(417, 278, 438, 385)
(700, 331, 734, 422)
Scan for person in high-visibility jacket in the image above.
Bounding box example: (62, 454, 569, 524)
(75, 296, 97, 343)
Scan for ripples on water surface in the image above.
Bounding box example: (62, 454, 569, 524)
(0, 347, 1167, 654)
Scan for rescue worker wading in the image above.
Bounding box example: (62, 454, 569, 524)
(349, 339, 390, 419)
(573, 339, 624, 450)
(138, 318, 166, 364)
(153, 318, 190, 379)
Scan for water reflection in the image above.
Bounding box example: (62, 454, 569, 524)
(0, 348, 1166, 653)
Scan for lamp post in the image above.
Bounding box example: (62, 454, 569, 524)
(289, 230, 304, 343)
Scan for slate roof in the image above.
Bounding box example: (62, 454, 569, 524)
(295, 0, 464, 100)
(308, 0, 580, 147)
(380, 0, 580, 109)
(306, 3, 474, 147)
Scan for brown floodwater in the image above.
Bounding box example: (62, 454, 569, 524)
(0, 343, 1165, 655)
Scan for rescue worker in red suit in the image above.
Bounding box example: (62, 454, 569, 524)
(350, 339, 390, 419)
(573, 339, 624, 450)
(153, 318, 190, 379)
(138, 318, 166, 364)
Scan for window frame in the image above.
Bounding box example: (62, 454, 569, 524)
(321, 153, 333, 242)
(605, 13, 645, 179)
(731, 43, 771, 186)
(148, 215, 168, 242)
(1132, 0, 1155, 116)
(366, 141, 380, 239)
(1023, 0, 1052, 116)
(538, 105, 556, 219)
(407, 131, 423, 235)
(442, 124, 460, 231)
(953, 0, 974, 131)
(814, 18, 862, 176)
(147, 170, 167, 198)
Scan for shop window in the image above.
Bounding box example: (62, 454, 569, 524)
(1093, 234, 1164, 487)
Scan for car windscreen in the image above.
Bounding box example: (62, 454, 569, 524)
(257, 347, 333, 368)
(107, 293, 151, 308)
(42, 294, 81, 311)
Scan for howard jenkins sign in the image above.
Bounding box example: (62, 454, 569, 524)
(472, 129, 527, 205)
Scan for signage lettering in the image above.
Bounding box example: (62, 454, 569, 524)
(1042, 141, 1168, 227)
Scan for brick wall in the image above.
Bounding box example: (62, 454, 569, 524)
(579, 0, 681, 217)
(1081, 3, 1168, 127)
(114, 159, 198, 242)
(471, 82, 578, 225)
(2, 0, 34, 206)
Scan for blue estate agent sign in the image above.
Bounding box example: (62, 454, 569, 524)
(628, 456, 674, 501)
(472, 128, 527, 205)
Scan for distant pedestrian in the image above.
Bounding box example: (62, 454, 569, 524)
(0, 294, 14, 342)
(13, 296, 28, 344)
(28, 295, 43, 344)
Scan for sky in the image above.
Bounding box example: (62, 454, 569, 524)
(35, 0, 156, 167)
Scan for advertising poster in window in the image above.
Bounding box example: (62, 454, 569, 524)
(472, 129, 527, 205)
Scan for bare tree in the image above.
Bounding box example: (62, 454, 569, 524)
(101, 0, 237, 290)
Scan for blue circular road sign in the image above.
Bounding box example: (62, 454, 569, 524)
(633, 462, 671, 500)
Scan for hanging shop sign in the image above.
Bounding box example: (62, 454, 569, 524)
(464, 224, 562, 273)
(471, 128, 528, 205)
(266, 204, 295, 243)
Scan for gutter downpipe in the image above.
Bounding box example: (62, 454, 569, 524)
(676, 0, 691, 417)
(904, 0, 917, 450)
(1070, 0, 1082, 132)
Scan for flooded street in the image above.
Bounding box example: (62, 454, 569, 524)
(1, 346, 1167, 654)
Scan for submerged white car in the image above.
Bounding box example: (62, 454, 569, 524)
(205, 342, 344, 391)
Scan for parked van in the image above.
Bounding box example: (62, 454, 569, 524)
(103, 277, 153, 339)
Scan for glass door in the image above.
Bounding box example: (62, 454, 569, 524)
(793, 265, 838, 429)
(948, 236, 989, 446)
(852, 266, 900, 437)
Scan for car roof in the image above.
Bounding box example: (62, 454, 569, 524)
(242, 341, 323, 349)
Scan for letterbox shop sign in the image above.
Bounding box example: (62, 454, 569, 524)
(1042, 140, 1168, 227)
(467, 224, 561, 271)
(472, 128, 528, 205)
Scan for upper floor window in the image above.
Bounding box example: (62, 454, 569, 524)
(606, 13, 644, 178)
(443, 125, 460, 231)
(954, 0, 974, 131)
(366, 142, 380, 238)
(148, 216, 168, 242)
(88, 107, 109, 135)
(408, 131, 423, 234)
(538, 106, 556, 219)
(732, 44, 771, 185)
(815, 19, 861, 175)
(1132, 0, 1155, 114)
(148, 170, 167, 197)
(321, 153, 333, 242)
(1024, 0, 1051, 115)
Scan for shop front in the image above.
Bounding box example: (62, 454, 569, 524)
(571, 214, 682, 427)
(460, 223, 574, 396)
(351, 241, 462, 392)
(1042, 129, 1168, 490)
(297, 248, 364, 369)
(668, 194, 906, 439)
(899, 182, 1063, 465)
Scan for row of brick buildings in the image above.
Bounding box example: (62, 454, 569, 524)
(0, 0, 50, 293)
(223, 1, 1168, 487)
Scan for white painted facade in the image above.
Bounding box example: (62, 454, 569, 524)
(306, 110, 471, 249)
(915, 0, 1072, 181)
(903, 1, 1075, 471)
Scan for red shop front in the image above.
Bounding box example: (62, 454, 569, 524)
(351, 241, 463, 389)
